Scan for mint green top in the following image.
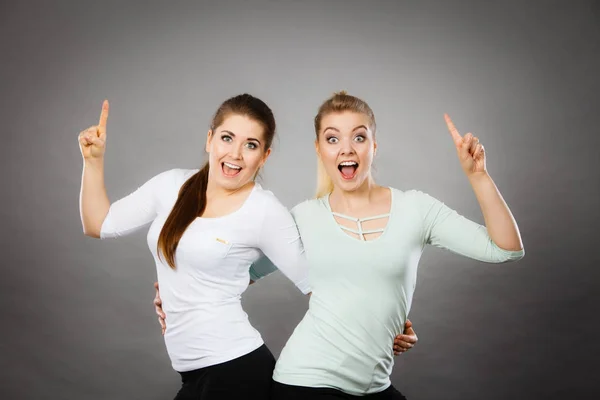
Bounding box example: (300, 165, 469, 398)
(258, 188, 524, 395)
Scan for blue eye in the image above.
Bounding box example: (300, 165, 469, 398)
(327, 137, 338, 144)
(246, 142, 258, 150)
(355, 135, 365, 142)
(221, 134, 232, 142)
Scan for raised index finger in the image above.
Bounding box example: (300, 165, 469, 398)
(444, 113, 462, 145)
(99, 100, 109, 128)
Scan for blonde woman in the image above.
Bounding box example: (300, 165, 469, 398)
(269, 92, 524, 399)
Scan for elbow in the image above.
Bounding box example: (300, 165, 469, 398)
(516, 246, 525, 261)
(490, 240, 525, 264)
(509, 248, 525, 262)
(82, 224, 101, 238)
(81, 215, 106, 239)
(499, 246, 525, 264)
(508, 239, 526, 262)
(83, 229, 101, 239)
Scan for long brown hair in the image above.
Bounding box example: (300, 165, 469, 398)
(313, 91, 376, 198)
(157, 94, 276, 269)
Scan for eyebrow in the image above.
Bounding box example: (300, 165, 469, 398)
(221, 130, 261, 143)
(323, 125, 368, 133)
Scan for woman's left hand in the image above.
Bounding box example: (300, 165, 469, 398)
(154, 282, 166, 335)
(394, 319, 418, 355)
(444, 113, 487, 177)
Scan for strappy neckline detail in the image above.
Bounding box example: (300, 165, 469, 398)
(322, 188, 394, 243)
(331, 212, 390, 239)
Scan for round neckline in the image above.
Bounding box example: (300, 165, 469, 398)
(196, 182, 260, 221)
(322, 187, 394, 244)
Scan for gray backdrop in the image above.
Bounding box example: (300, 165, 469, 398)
(1, 1, 599, 399)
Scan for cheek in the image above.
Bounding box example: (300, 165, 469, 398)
(208, 145, 222, 163)
(319, 147, 338, 167)
(243, 152, 265, 172)
(357, 145, 374, 166)
(211, 140, 233, 159)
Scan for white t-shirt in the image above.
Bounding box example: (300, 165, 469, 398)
(100, 168, 311, 372)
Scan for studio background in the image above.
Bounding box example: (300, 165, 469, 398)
(1, 1, 598, 399)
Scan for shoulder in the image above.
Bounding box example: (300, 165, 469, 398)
(141, 168, 198, 205)
(250, 184, 284, 209)
(246, 184, 295, 222)
(390, 187, 439, 204)
(291, 197, 324, 219)
(389, 187, 445, 216)
(147, 168, 198, 187)
(169, 168, 199, 184)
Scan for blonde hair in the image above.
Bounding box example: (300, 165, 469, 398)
(313, 91, 377, 198)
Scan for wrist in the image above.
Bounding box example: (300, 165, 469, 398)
(83, 158, 105, 171)
(467, 171, 490, 185)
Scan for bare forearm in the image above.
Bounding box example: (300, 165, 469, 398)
(468, 172, 523, 251)
(80, 159, 110, 237)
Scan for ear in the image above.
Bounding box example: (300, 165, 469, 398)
(205, 130, 213, 153)
(373, 139, 378, 156)
(314, 139, 320, 157)
(259, 147, 272, 168)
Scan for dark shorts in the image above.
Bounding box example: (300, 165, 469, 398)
(173, 344, 276, 400)
(271, 380, 408, 400)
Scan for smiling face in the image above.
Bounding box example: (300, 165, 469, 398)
(316, 111, 377, 192)
(205, 113, 271, 191)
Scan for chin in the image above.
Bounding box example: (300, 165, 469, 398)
(219, 178, 244, 190)
(335, 179, 360, 192)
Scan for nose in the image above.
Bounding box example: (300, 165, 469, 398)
(230, 143, 243, 159)
(340, 138, 356, 156)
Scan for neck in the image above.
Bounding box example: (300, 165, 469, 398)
(206, 177, 255, 200)
(329, 175, 380, 211)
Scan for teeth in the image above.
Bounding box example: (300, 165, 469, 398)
(223, 162, 241, 170)
(339, 161, 358, 166)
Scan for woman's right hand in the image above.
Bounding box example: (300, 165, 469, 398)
(154, 282, 166, 335)
(78, 100, 109, 160)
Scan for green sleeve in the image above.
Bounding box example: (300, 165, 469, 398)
(417, 191, 524, 263)
(249, 255, 278, 281)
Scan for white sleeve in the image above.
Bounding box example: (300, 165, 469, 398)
(100, 169, 176, 239)
(256, 195, 311, 294)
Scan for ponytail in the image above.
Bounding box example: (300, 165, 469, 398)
(157, 162, 210, 269)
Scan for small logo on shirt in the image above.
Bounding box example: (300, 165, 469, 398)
(215, 238, 229, 244)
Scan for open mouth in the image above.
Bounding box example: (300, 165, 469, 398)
(222, 161, 242, 177)
(338, 161, 359, 180)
